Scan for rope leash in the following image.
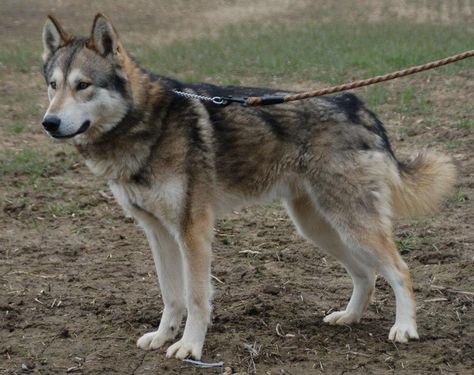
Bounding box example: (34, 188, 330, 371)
(174, 49, 474, 106)
(246, 49, 474, 106)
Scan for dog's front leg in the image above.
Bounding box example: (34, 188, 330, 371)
(137, 219, 186, 350)
(166, 208, 213, 360)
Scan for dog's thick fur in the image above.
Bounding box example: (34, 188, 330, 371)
(41, 14, 456, 360)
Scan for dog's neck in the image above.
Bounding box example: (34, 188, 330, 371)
(75, 117, 156, 182)
(119, 51, 166, 115)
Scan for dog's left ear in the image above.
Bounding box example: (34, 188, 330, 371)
(42, 15, 70, 62)
(89, 13, 121, 57)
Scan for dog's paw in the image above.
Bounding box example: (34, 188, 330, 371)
(166, 339, 203, 360)
(137, 330, 173, 350)
(388, 323, 419, 343)
(323, 310, 361, 325)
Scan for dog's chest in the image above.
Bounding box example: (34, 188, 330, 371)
(108, 177, 186, 226)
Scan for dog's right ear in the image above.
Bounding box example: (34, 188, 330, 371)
(42, 15, 70, 62)
(89, 14, 121, 57)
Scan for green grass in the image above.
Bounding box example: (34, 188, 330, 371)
(450, 190, 467, 205)
(397, 87, 430, 115)
(0, 41, 38, 71)
(0, 149, 50, 182)
(363, 86, 390, 110)
(457, 118, 474, 131)
(132, 21, 474, 85)
(424, 116, 442, 128)
(48, 202, 88, 218)
(3, 20, 472, 90)
(396, 230, 417, 254)
(6, 122, 26, 135)
(444, 140, 462, 149)
(396, 237, 415, 254)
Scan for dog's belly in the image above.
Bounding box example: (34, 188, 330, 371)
(213, 174, 302, 215)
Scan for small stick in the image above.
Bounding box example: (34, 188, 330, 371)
(183, 359, 224, 368)
(424, 298, 449, 302)
(211, 274, 225, 284)
(275, 323, 285, 337)
(431, 285, 474, 296)
(239, 250, 261, 255)
(66, 367, 81, 373)
(347, 351, 371, 358)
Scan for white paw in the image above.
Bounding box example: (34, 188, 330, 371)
(323, 310, 361, 325)
(388, 322, 419, 343)
(166, 339, 203, 360)
(137, 330, 174, 350)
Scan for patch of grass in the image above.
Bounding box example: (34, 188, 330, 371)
(398, 87, 416, 113)
(48, 202, 88, 218)
(444, 140, 461, 150)
(364, 86, 390, 110)
(6, 122, 27, 135)
(457, 118, 474, 131)
(11, 89, 40, 118)
(396, 234, 416, 254)
(424, 116, 442, 128)
(0, 149, 49, 182)
(0, 71, 42, 125)
(0, 41, 38, 71)
(397, 87, 430, 115)
(133, 21, 474, 85)
(449, 190, 467, 205)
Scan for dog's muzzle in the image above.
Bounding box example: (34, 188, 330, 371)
(42, 116, 91, 139)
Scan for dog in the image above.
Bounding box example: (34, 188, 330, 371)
(41, 14, 456, 360)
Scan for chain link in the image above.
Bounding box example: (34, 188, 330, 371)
(172, 89, 226, 105)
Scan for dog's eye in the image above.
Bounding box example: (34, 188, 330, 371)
(77, 82, 91, 91)
(50, 81, 57, 90)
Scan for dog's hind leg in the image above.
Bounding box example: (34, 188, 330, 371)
(340, 228, 418, 343)
(371, 236, 419, 343)
(301, 158, 419, 342)
(285, 194, 376, 325)
(136, 219, 186, 351)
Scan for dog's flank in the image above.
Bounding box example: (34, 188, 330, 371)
(41, 14, 456, 360)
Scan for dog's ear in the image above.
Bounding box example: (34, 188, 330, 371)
(89, 13, 121, 57)
(42, 15, 70, 62)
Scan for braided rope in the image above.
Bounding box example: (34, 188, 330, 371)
(245, 49, 474, 106)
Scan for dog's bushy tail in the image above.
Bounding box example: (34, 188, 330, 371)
(391, 151, 457, 217)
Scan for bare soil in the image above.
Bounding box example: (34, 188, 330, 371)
(1, 1, 473, 374)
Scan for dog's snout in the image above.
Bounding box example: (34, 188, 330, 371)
(42, 115, 61, 132)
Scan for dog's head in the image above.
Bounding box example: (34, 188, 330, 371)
(41, 14, 130, 143)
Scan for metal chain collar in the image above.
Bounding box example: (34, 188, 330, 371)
(172, 89, 227, 105)
(172, 89, 247, 106)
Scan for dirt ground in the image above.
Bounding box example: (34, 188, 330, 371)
(1, 1, 473, 374)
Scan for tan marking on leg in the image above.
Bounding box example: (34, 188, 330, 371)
(364, 283, 375, 311)
(167, 205, 214, 360)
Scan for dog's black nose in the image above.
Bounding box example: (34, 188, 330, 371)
(42, 115, 61, 132)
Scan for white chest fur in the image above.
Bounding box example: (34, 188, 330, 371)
(108, 176, 186, 230)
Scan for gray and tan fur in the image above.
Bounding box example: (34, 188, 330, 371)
(41, 14, 456, 360)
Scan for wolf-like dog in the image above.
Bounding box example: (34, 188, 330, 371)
(41, 14, 456, 360)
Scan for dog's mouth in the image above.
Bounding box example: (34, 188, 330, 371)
(49, 120, 91, 139)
